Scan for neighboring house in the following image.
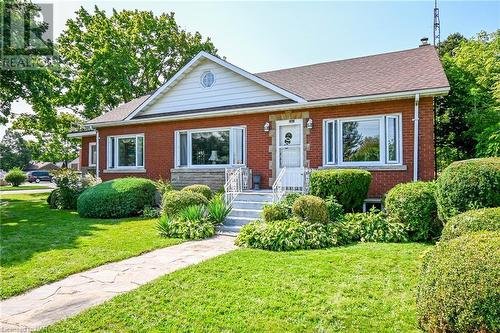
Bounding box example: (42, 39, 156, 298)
(68, 157, 80, 171)
(69, 39, 449, 203)
(23, 162, 60, 172)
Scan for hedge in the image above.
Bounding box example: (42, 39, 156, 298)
(440, 207, 500, 241)
(162, 190, 208, 217)
(181, 184, 212, 200)
(416, 232, 500, 333)
(384, 181, 440, 241)
(4, 168, 26, 186)
(77, 178, 156, 218)
(309, 169, 371, 211)
(435, 157, 500, 221)
(262, 203, 290, 222)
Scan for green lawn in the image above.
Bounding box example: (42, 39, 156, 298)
(0, 193, 183, 299)
(0, 185, 52, 191)
(42, 243, 430, 333)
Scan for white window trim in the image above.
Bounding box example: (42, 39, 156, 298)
(106, 134, 145, 170)
(174, 126, 246, 168)
(323, 113, 403, 167)
(88, 142, 97, 167)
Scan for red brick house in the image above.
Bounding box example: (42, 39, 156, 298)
(70, 41, 449, 205)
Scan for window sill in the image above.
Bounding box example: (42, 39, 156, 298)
(103, 168, 146, 173)
(320, 165, 407, 171)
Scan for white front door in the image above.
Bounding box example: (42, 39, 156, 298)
(276, 119, 304, 190)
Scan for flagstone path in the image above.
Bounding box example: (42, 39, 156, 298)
(0, 235, 236, 332)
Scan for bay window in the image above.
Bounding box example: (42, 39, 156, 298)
(324, 114, 402, 166)
(107, 134, 144, 169)
(175, 127, 246, 167)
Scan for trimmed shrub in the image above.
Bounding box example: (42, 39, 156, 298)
(206, 194, 232, 225)
(292, 195, 329, 224)
(441, 207, 500, 241)
(262, 203, 290, 222)
(155, 178, 173, 194)
(436, 157, 500, 221)
(384, 181, 440, 241)
(325, 196, 344, 223)
(4, 168, 26, 186)
(77, 177, 156, 218)
(416, 232, 500, 333)
(309, 169, 372, 211)
(162, 190, 208, 217)
(157, 213, 215, 240)
(235, 218, 349, 251)
(343, 209, 408, 243)
(181, 184, 212, 200)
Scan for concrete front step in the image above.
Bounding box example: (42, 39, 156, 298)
(232, 200, 268, 210)
(228, 208, 262, 219)
(235, 192, 273, 202)
(225, 216, 256, 226)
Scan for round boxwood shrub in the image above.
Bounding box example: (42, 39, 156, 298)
(436, 157, 500, 221)
(262, 203, 290, 222)
(416, 232, 500, 333)
(384, 181, 440, 241)
(4, 168, 26, 186)
(440, 207, 500, 241)
(181, 184, 212, 200)
(309, 169, 372, 211)
(77, 177, 156, 218)
(292, 195, 329, 224)
(162, 190, 208, 217)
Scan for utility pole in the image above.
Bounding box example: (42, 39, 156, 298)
(433, 0, 441, 47)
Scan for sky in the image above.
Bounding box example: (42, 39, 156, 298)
(2, 0, 499, 138)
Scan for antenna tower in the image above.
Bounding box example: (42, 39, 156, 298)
(433, 0, 441, 47)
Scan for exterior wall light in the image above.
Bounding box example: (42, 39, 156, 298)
(264, 122, 270, 132)
(306, 118, 313, 129)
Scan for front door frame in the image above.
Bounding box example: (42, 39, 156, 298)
(275, 119, 304, 188)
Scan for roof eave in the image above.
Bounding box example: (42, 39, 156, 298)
(89, 86, 450, 128)
(67, 130, 97, 138)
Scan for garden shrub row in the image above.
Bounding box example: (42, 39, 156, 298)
(415, 158, 500, 333)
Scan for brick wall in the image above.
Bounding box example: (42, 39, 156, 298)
(81, 97, 435, 198)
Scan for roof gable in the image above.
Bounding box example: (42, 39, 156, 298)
(127, 52, 305, 120)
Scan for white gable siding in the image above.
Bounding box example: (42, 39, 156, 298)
(138, 60, 287, 117)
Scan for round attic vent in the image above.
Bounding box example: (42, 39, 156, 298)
(201, 71, 215, 88)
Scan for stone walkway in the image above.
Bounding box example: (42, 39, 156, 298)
(0, 236, 236, 332)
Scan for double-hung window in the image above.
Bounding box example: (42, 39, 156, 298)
(324, 114, 402, 166)
(175, 127, 246, 168)
(88, 142, 97, 167)
(107, 134, 144, 169)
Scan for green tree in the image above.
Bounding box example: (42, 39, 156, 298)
(13, 112, 82, 165)
(0, 129, 32, 170)
(435, 30, 500, 170)
(57, 7, 218, 120)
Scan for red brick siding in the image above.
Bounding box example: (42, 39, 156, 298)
(91, 97, 435, 198)
(80, 136, 96, 168)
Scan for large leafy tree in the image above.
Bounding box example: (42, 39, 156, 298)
(57, 7, 218, 120)
(435, 30, 500, 170)
(0, 0, 60, 126)
(0, 128, 32, 170)
(13, 112, 82, 165)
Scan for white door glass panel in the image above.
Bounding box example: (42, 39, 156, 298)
(342, 119, 380, 162)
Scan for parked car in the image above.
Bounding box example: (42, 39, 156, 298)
(27, 171, 53, 183)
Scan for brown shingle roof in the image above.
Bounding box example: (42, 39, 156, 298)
(87, 46, 448, 124)
(87, 95, 151, 124)
(256, 45, 448, 101)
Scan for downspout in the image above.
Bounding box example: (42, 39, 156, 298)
(96, 130, 100, 179)
(413, 94, 420, 181)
